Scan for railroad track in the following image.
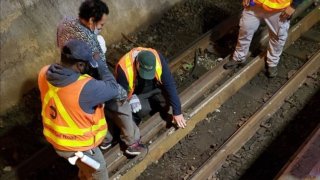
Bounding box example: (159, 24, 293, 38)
(110, 2, 319, 180)
(186, 7, 320, 179)
(1, 1, 318, 179)
(189, 49, 320, 180)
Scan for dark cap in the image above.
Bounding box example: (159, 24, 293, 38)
(136, 51, 156, 80)
(62, 39, 98, 68)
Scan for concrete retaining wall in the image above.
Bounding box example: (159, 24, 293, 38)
(0, 0, 181, 115)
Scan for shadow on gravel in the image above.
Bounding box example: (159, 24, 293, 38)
(239, 88, 320, 180)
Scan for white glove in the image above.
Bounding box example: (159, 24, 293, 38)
(97, 35, 107, 54)
(129, 94, 142, 113)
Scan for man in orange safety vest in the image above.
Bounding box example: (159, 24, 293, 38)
(38, 39, 124, 179)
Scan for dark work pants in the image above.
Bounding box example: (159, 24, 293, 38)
(134, 89, 171, 125)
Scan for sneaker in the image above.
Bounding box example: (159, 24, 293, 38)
(125, 142, 146, 156)
(267, 66, 278, 78)
(223, 60, 245, 69)
(99, 141, 112, 150)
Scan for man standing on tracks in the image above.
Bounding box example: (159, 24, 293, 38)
(57, 0, 133, 151)
(110, 47, 187, 155)
(38, 40, 124, 179)
(223, 0, 303, 78)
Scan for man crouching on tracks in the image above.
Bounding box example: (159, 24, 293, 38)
(38, 39, 125, 180)
(223, 0, 303, 78)
(108, 47, 187, 155)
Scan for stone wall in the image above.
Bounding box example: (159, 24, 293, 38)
(0, 0, 181, 115)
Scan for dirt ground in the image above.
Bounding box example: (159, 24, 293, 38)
(1, 0, 319, 179)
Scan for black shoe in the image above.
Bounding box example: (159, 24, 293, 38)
(125, 142, 146, 156)
(100, 141, 112, 150)
(223, 60, 245, 69)
(267, 66, 278, 78)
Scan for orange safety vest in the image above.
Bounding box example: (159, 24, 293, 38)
(254, 0, 291, 11)
(38, 65, 107, 151)
(115, 47, 163, 98)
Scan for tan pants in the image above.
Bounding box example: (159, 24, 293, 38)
(232, 5, 290, 67)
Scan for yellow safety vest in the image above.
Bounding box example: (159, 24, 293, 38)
(115, 47, 163, 98)
(254, 0, 291, 11)
(38, 65, 107, 151)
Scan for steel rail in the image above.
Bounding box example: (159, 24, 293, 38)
(168, 14, 240, 71)
(0, 1, 316, 180)
(275, 124, 320, 180)
(110, 4, 319, 180)
(105, 15, 241, 175)
(0, 11, 241, 180)
(191, 6, 320, 179)
(190, 48, 320, 180)
(106, 0, 316, 174)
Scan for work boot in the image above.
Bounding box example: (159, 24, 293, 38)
(125, 142, 147, 156)
(267, 66, 278, 78)
(223, 60, 245, 69)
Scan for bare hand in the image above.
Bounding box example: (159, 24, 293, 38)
(173, 114, 187, 128)
(280, 6, 295, 21)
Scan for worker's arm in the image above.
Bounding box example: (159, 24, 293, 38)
(158, 53, 181, 115)
(158, 52, 186, 128)
(80, 59, 119, 113)
(115, 67, 130, 93)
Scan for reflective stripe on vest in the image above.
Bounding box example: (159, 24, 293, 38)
(43, 127, 107, 148)
(38, 66, 107, 151)
(254, 0, 291, 11)
(116, 47, 163, 97)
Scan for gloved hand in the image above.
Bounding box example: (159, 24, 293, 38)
(116, 84, 128, 101)
(129, 94, 142, 113)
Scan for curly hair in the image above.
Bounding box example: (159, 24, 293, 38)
(79, 0, 109, 22)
